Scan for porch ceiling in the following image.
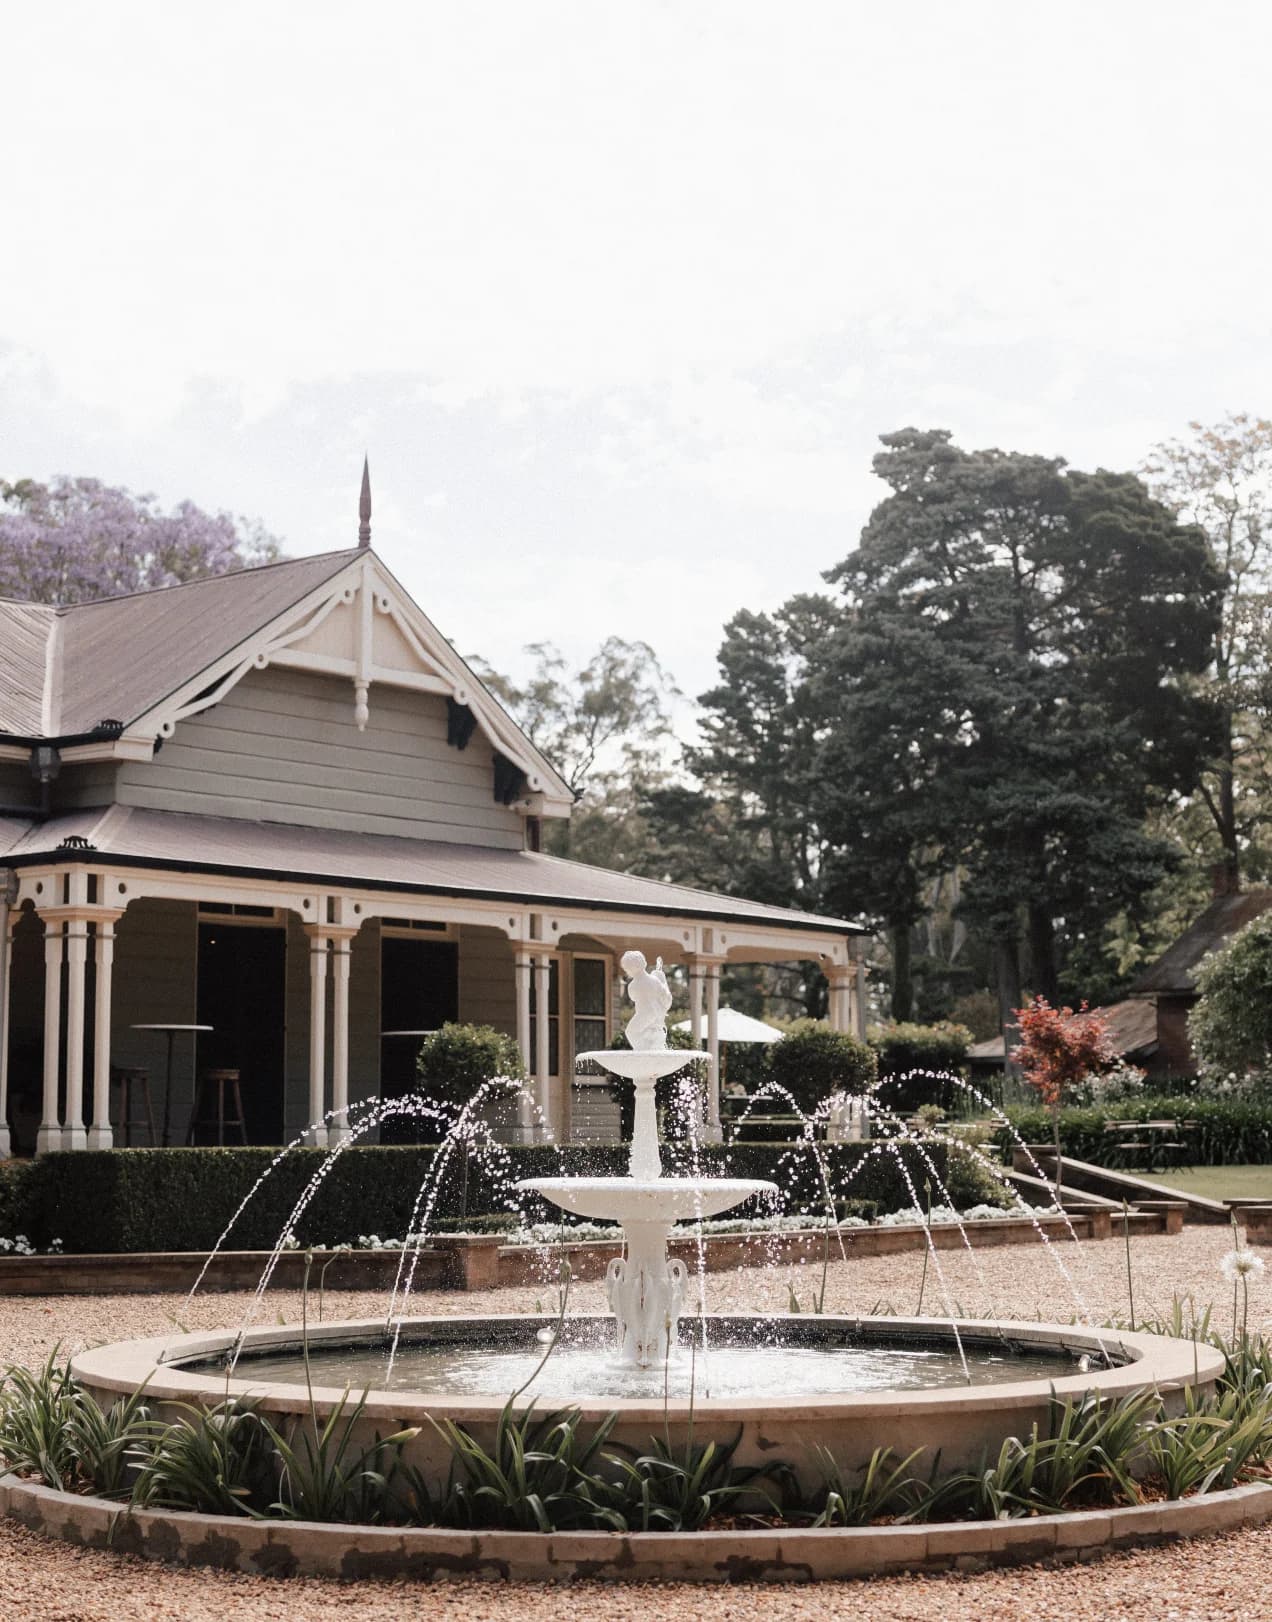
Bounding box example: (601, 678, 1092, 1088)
(0, 805, 866, 939)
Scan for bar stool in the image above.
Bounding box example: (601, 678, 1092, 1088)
(110, 1066, 157, 1147)
(186, 1068, 248, 1146)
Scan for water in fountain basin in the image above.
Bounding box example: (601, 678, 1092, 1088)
(201, 1319, 1097, 1401)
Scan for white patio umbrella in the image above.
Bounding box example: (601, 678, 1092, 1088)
(672, 1007, 785, 1044)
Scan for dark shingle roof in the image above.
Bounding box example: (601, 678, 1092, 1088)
(1131, 889, 1272, 997)
(0, 805, 864, 937)
(0, 551, 359, 739)
(968, 996, 1160, 1064)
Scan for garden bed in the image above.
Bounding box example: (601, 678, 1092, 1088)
(0, 1207, 1178, 1295)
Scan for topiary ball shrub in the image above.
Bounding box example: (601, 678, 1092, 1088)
(416, 1023, 526, 1110)
(765, 1021, 877, 1116)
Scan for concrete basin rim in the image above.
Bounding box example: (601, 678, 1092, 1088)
(70, 1313, 1223, 1424)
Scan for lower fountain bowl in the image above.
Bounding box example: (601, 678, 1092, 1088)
(71, 1314, 1222, 1496)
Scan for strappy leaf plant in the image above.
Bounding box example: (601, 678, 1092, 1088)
(131, 1398, 275, 1517)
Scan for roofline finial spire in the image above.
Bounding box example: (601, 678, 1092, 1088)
(357, 455, 372, 549)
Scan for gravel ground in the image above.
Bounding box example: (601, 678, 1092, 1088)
(2, 1222, 1270, 1620)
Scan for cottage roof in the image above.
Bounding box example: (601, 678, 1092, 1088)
(966, 995, 1160, 1065)
(0, 805, 865, 938)
(1129, 888, 1272, 998)
(0, 551, 357, 739)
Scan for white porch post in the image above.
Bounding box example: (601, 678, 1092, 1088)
(534, 952, 551, 1140)
(513, 946, 534, 1143)
(305, 928, 328, 1144)
(827, 966, 851, 1033)
(0, 898, 12, 1158)
(62, 918, 89, 1150)
(37, 918, 63, 1155)
(704, 961, 722, 1141)
(328, 934, 351, 1146)
(88, 916, 118, 1149)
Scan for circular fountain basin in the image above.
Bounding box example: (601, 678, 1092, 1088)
(518, 1175, 776, 1222)
(71, 1314, 1223, 1496)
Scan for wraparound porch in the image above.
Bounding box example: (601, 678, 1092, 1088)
(0, 818, 866, 1154)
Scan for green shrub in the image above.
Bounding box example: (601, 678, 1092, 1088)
(765, 1021, 877, 1115)
(1189, 913, 1272, 1085)
(868, 1021, 973, 1114)
(13, 1140, 945, 1253)
(416, 1023, 526, 1109)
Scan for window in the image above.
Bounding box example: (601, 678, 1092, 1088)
(573, 957, 608, 1058)
(529, 954, 612, 1076)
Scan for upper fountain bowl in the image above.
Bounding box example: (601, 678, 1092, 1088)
(517, 1175, 775, 1222)
(576, 1048, 712, 1081)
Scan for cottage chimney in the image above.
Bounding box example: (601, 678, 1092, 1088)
(357, 456, 372, 548)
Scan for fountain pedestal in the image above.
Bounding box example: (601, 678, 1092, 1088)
(519, 1046, 775, 1368)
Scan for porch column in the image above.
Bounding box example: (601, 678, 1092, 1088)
(0, 899, 12, 1158)
(37, 919, 63, 1155)
(328, 935, 351, 1146)
(534, 952, 551, 1139)
(514, 947, 532, 1069)
(513, 946, 534, 1142)
(305, 929, 328, 1144)
(704, 961, 722, 1141)
(88, 917, 118, 1150)
(826, 966, 852, 1033)
(62, 919, 89, 1150)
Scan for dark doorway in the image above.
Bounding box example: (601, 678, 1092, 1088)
(196, 923, 287, 1145)
(380, 936, 459, 1142)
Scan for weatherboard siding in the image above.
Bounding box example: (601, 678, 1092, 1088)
(114, 667, 525, 849)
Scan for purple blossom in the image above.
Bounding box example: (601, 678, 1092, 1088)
(0, 476, 282, 604)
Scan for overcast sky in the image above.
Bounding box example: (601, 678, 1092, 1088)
(3, 1, 1271, 714)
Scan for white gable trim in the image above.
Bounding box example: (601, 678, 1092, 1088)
(121, 553, 575, 815)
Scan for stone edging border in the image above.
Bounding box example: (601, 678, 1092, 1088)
(4, 1471, 1271, 1583)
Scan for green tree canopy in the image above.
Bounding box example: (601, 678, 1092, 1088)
(818, 428, 1223, 1021)
(1189, 912, 1272, 1083)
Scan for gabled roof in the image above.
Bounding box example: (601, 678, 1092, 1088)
(1130, 888, 1272, 997)
(0, 551, 356, 739)
(0, 548, 574, 808)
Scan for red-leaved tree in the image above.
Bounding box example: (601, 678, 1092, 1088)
(1012, 997, 1117, 1190)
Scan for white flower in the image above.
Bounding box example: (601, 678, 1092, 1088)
(1221, 1248, 1266, 1283)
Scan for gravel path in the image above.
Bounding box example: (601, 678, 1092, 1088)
(2, 1222, 1270, 1620)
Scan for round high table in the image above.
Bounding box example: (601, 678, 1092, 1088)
(130, 1024, 213, 1148)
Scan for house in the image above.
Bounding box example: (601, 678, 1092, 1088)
(0, 507, 866, 1155)
(1127, 886, 1272, 1078)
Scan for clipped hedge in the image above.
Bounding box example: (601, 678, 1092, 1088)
(993, 1097, 1272, 1167)
(869, 1021, 974, 1114)
(0, 1139, 948, 1254)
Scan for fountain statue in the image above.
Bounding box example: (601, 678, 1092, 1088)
(517, 950, 775, 1365)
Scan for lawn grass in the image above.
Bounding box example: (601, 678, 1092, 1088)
(1163, 1164, 1272, 1201)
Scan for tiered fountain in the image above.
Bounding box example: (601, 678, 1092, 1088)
(519, 950, 775, 1365)
(73, 961, 1222, 1502)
